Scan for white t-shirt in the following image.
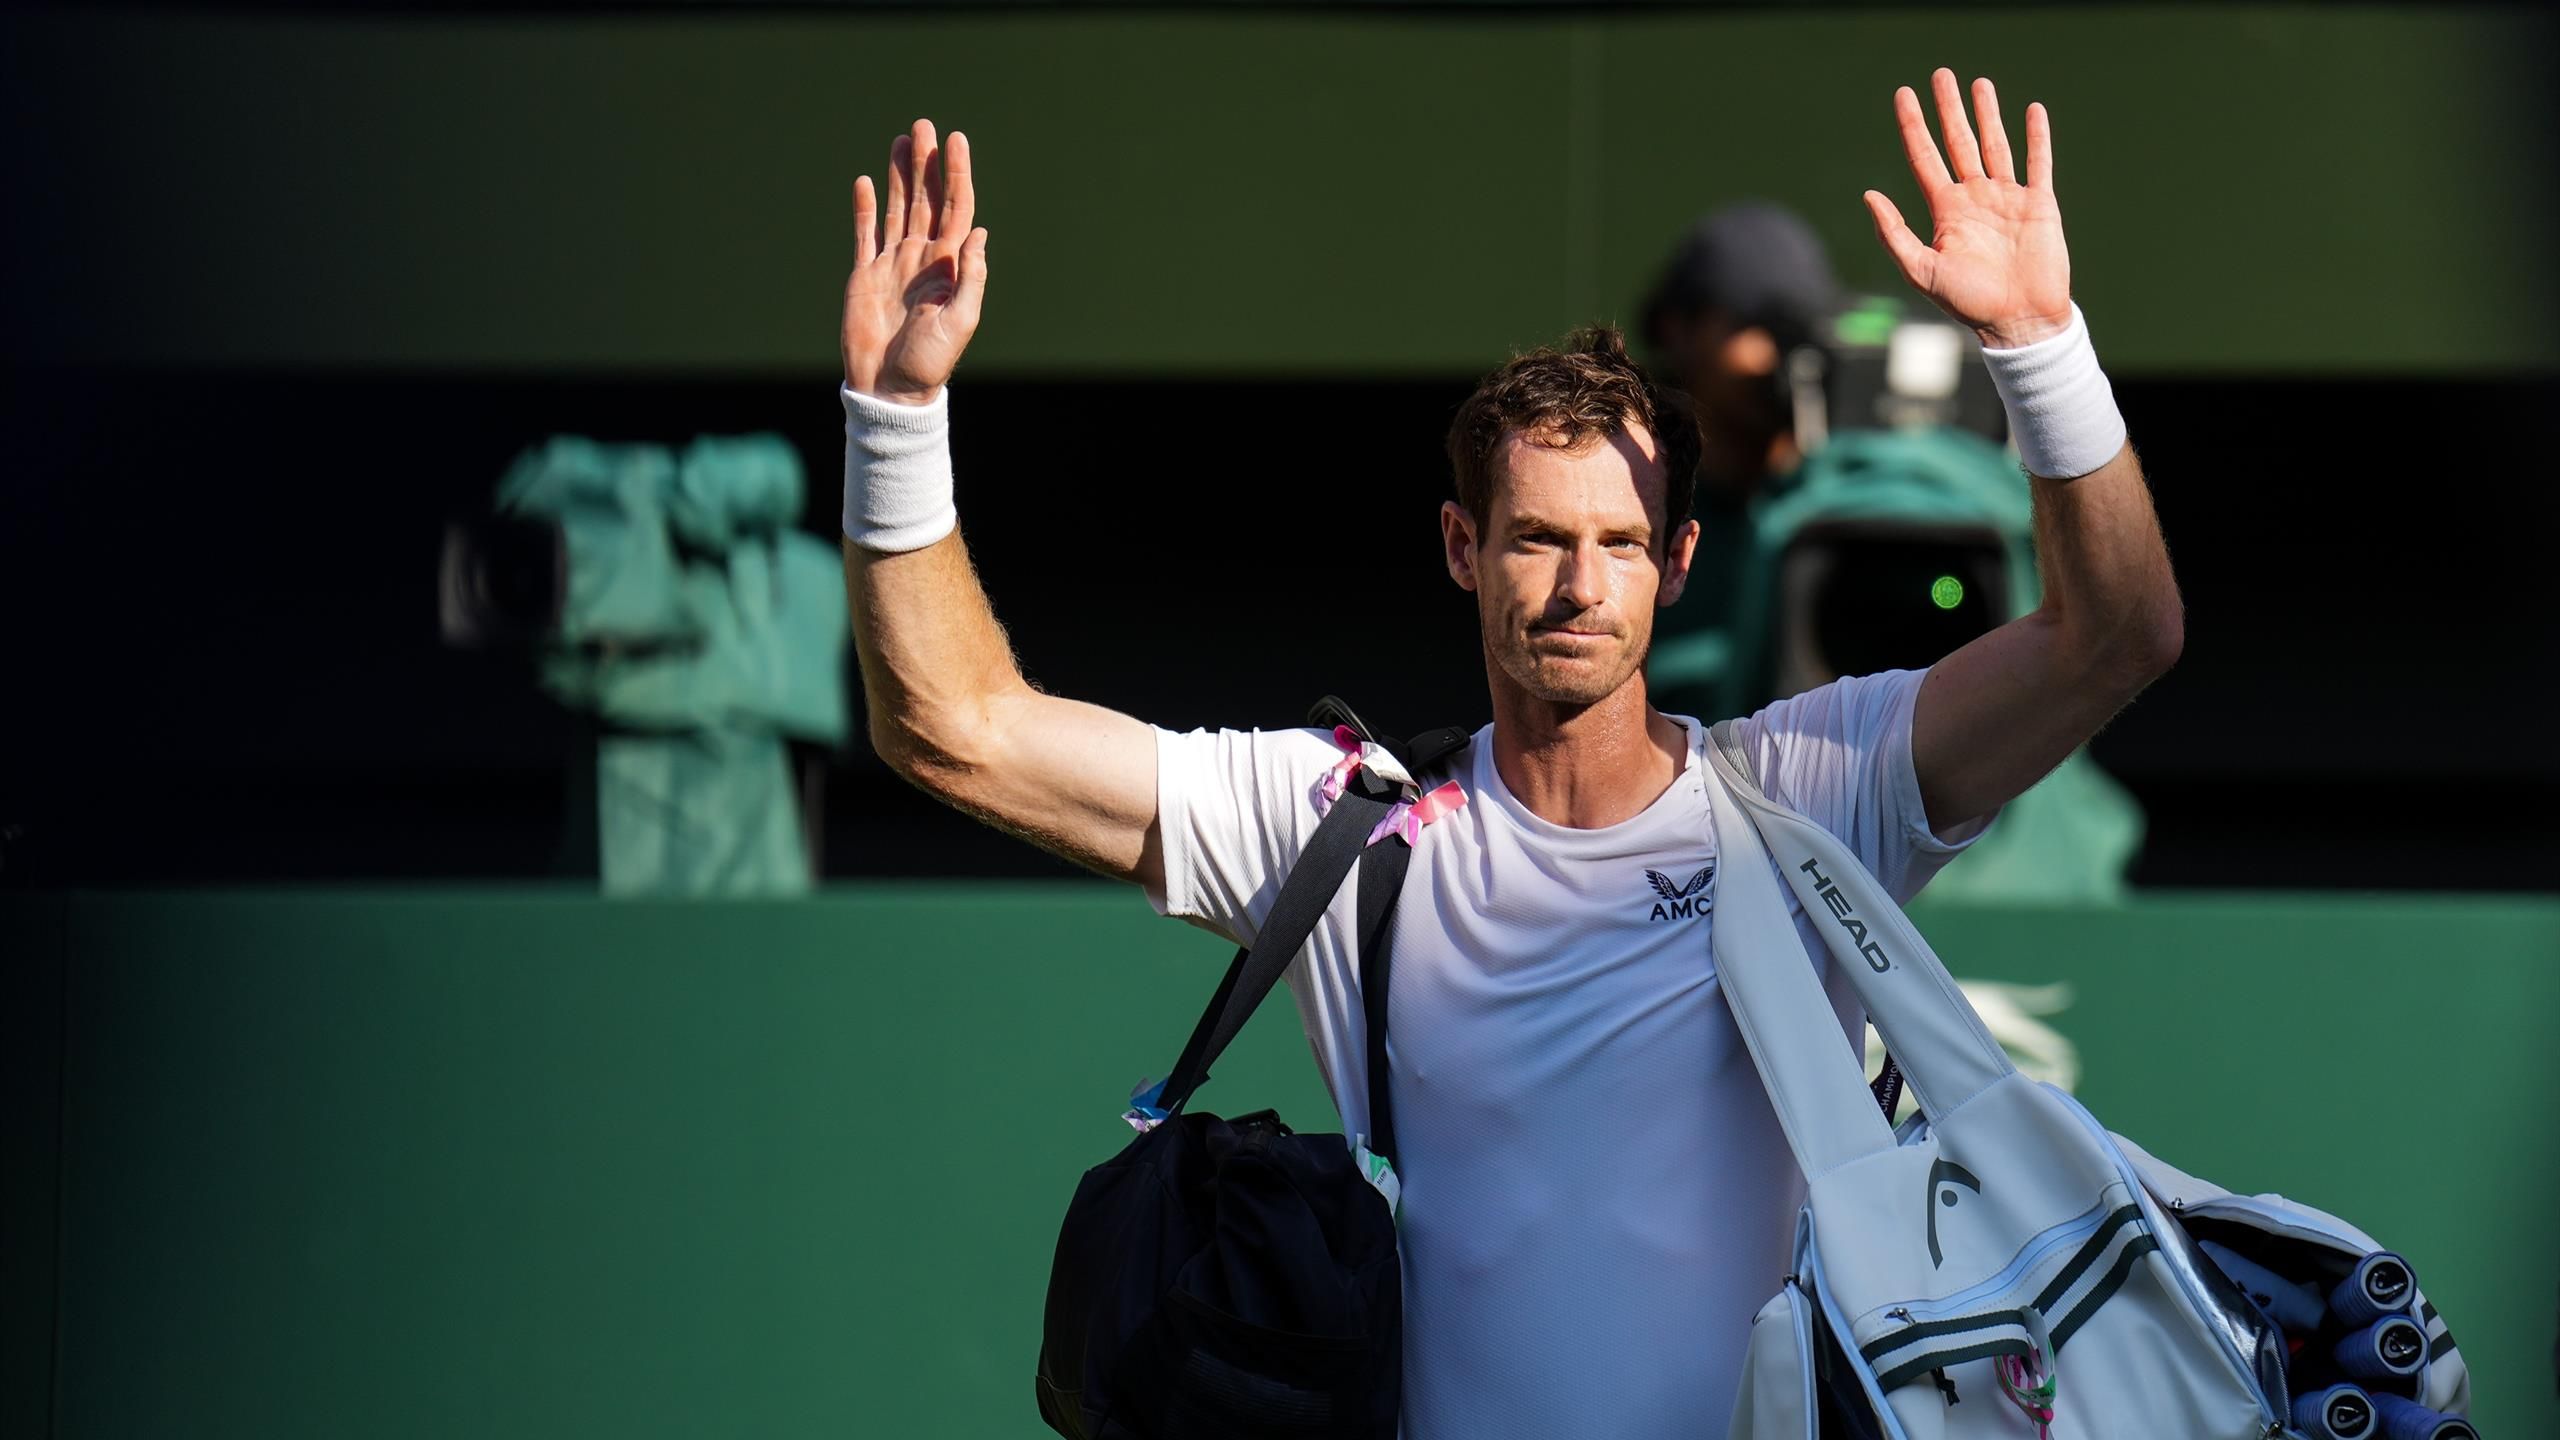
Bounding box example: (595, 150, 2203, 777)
(1146, 668, 1989, 1440)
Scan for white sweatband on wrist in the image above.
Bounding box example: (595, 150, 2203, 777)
(1980, 303, 2127, 480)
(841, 383, 958, 552)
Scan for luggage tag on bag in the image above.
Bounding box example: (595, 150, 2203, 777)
(1352, 1134, 1402, 1220)
(1122, 1077, 1169, 1134)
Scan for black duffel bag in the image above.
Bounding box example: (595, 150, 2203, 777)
(1034, 705, 1469, 1439)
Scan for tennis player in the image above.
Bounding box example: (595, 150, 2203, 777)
(838, 68, 2179, 1437)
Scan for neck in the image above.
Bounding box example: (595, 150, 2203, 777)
(1486, 668, 1690, 830)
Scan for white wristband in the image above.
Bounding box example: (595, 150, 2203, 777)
(841, 383, 958, 552)
(1980, 303, 2127, 480)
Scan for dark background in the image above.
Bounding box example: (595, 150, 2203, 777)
(5, 3, 2557, 893)
(6, 367, 2554, 891)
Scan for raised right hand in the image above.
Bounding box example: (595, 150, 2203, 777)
(842, 119, 988, 405)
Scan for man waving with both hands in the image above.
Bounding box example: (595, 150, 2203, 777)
(839, 68, 2181, 1438)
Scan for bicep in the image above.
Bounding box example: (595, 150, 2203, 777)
(1915, 442, 2180, 831)
(914, 696, 1323, 942)
(942, 688, 1167, 893)
(1911, 610, 2143, 835)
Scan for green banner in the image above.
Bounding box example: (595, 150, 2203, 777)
(9, 7, 2555, 374)
(6, 888, 2554, 1436)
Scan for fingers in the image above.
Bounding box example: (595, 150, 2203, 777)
(1862, 190, 1935, 287)
(882, 134, 911, 247)
(1893, 85, 1953, 196)
(1931, 67, 1983, 182)
(922, 130, 947, 236)
(1971, 77, 2015, 184)
(949, 226, 990, 334)
(876, 121, 972, 255)
(905, 118, 938, 243)
(2024, 101, 2054, 190)
(939, 130, 975, 245)
(853, 175, 877, 265)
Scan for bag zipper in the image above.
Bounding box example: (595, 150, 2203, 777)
(2050, 1088, 2283, 1432)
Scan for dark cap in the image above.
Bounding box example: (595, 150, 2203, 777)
(1642, 202, 1840, 354)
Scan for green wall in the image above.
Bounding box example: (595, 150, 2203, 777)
(6, 888, 2555, 1437)
(8, 6, 2555, 375)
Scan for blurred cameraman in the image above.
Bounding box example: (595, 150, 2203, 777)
(1640, 202, 2141, 902)
(1644, 204, 1838, 489)
(1640, 203, 1841, 632)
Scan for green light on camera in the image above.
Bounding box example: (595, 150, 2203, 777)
(1929, 575, 1965, 611)
(1833, 299, 1903, 348)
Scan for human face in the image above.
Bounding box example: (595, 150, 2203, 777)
(1442, 422, 1701, 707)
(1664, 308, 1784, 436)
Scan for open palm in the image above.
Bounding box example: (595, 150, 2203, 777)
(843, 119, 988, 405)
(1863, 71, 2074, 350)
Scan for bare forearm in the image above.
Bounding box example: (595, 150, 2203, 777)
(844, 525, 1163, 884)
(1863, 67, 2197, 827)
(1914, 443, 2181, 829)
(831, 120, 1164, 889)
(2025, 443, 2184, 680)
(843, 527, 1032, 779)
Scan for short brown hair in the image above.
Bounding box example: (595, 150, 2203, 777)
(1445, 326, 1702, 548)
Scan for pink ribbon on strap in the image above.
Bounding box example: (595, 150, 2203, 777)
(1367, 781, 1466, 847)
(1317, 726, 1368, 806)
(1316, 725, 1464, 846)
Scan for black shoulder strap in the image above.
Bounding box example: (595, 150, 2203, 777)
(1310, 694, 1470, 780)
(1355, 835, 1411, 1164)
(1401, 725, 1473, 774)
(1158, 703, 1473, 1165)
(1155, 775, 1395, 1119)
(1349, 716, 1470, 1168)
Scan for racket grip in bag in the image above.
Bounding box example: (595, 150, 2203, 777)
(2197, 1239, 2326, 1334)
(2332, 1315, 2429, 1383)
(2330, 1251, 2417, 1329)
(2291, 1383, 2378, 1440)
(2367, 1392, 2479, 1440)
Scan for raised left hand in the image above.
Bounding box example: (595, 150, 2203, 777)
(1864, 69, 2074, 349)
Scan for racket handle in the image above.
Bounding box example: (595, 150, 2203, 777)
(2291, 1383, 2378, 1440)
(2368, 1391, 2479, 1440)
(2330, 1251, 2417, 1329)
(2332, 1315, 2429, 1383)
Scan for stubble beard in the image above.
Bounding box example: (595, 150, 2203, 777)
(1482, 607, 1651, 709)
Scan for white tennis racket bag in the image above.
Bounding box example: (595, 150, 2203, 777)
(1703, 721, 2469, 1440)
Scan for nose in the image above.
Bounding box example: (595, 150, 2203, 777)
(1558, 539, 1609, 613)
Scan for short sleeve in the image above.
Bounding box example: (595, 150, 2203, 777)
(1726, 667, 1994, 904)
(1147, 725, 1345, 948)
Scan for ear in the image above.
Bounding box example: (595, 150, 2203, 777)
(1719, 324, 1781, 379)
(1441, 501, 1480, 592)
(1656, 518, 1702, 607)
